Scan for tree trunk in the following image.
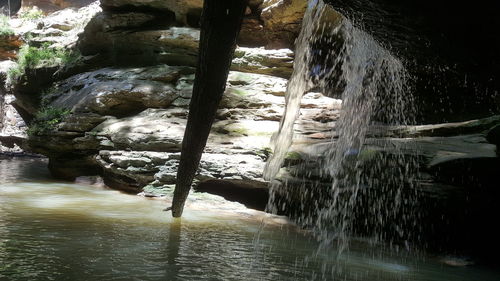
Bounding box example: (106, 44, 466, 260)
(171, 0, 248, 217)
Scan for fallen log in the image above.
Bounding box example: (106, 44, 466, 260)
(171, 0, 248, 217)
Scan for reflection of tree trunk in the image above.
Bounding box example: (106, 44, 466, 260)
(0, 90, 5, 129)
(167, 220, 181, 280)
(171, 0, 248, 217)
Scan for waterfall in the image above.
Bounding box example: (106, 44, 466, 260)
(265, 0, 418, 255)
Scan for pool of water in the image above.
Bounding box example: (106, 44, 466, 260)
(1, 156, 499, 280)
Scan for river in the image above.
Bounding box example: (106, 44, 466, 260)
(1, 156, 499, 280)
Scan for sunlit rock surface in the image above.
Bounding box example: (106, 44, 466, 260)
(26, 67, 315, 192)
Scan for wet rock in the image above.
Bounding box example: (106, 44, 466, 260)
(381, 115, 500, 138)
(486, 125, 500, 148)
(439, 256, 475, 267)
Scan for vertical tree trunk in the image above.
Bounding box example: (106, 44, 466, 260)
(171, 0, 248, 217)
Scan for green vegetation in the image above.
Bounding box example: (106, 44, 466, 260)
(285, 151, 303, 161)
(19, 7, 44, 21)
(27, 106, 70, 136)
(230, 88, 249, 96)
(358, 149, 380, 162)
(257, 147, 273, 161)
(7, 44, 81, 81)
(228, 126, 248, 135)
(0, 15, 14, 36)
(39, 85, 59, 107)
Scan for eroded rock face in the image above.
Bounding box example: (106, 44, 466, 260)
(96, 149, 267, 193)
(79, 16, 295, 77)
(259, 0, 307, 48)
(97, 0, 308, 48)
(100, 0, 203, 25)
(1, 60, 25, 152)
(77, 10, 196, 64)
(26, 67, 302, 192)
(47, 65, 194, 116)
(0, 34, 22, 60)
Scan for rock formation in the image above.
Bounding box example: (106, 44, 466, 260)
(0, 0, 499, 257)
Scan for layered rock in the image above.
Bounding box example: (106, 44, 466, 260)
(78, 13, 294, 77)
(0, 34, 22, 60)
(100, 0, 203, 25)
(26, 64, 320, 192)
(97, 0, 308, 48)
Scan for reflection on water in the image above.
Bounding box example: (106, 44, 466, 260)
(0, 156, 51, 183)
(1, 157, 500, 280)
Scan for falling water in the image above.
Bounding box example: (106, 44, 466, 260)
(265, 0, 418, 257)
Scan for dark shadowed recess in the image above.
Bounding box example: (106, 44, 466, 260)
(325, 0, 500, 123)
(0, 0, 22, 15)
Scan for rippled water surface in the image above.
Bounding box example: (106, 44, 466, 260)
(1, 157, 499, 281)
